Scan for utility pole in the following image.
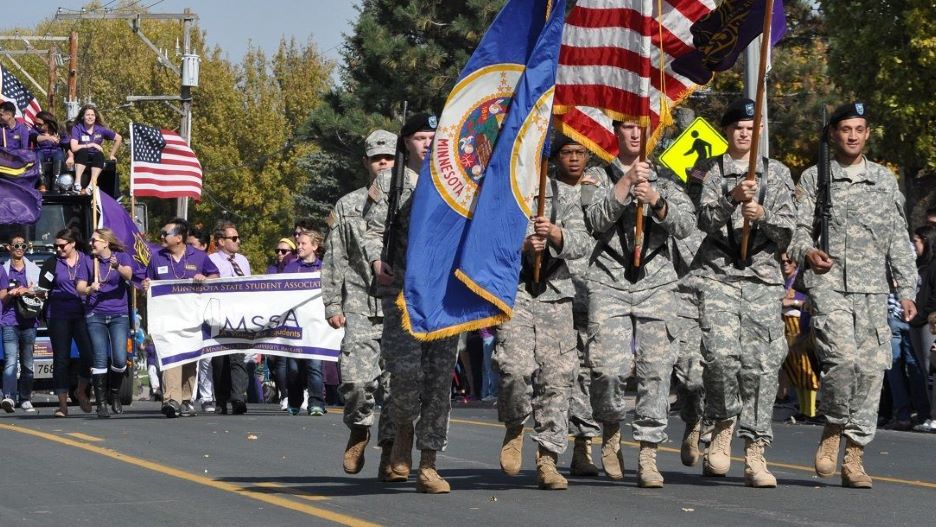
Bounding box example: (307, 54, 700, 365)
(0, 36, 71, 114)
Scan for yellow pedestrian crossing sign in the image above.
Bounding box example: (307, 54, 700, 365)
(659, 117, 728, 183)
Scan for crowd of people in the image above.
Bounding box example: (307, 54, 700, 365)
(1, 98, 935, 496)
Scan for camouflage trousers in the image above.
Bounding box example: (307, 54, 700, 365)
(810, 289, 890, 446)
(586, 284, 678, 444)
(494, 294, 576, 455)
(338, 313, 394, 446)
(672, 313, 705, 426)
(381, 295, 459, 452)
(569, 310, 600, 438)
(699, 279, 786, 443)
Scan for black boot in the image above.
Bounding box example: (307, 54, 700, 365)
(108, 369, 124, 415)
(93, 374, 110, 418)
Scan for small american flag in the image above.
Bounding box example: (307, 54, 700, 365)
(0, 66, 41, 126)
(130, 122, 203, 200)
(553, 0, 716, 160)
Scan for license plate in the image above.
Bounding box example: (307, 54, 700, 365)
(33, 361, 53, 379)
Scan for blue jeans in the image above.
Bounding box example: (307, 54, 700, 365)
(481, 333, 499, 399)
(287, 358, 324, 409)
(47, 317, 93, 394)
(85, 314, 129, 375)
(887, 316, 931, 421)
(2, 326, 36, 401)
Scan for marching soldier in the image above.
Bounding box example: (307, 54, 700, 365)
(788, 103, 917, 489)
(496, 136, 590, 490)
(584, 121, 695, 487)
(322, 130, 397, 480)
(363, 114, 459, 494)
(694, 99, 795, 487)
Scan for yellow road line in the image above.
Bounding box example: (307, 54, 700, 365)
(65, 432, 104, 442)
(450, 417, 936, 490)
(0, 423, 379, 527)
(253, 482, 330, 502)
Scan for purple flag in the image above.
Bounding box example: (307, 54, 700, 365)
(0, 147, 41, 225)
(672, 0, 786, 85)
(95, 189, 154, 284)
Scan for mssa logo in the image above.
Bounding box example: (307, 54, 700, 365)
(202, 309, 303, 341)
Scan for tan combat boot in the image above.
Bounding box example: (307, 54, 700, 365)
(500, 424, 524, 476)
(570, 437, 600, 477)
(416, 450, 451, 494)
(681, 422, 702, 467)
(743, 438, 777, 488)
(601, 422, 626, 480)
(637, 442, 664, 488)
(387, 422, 414, 482)
(814, 423, 844, 478)
(343, 426, 370, 474)
(702, 419, 734, 477)
(377, 444, 393, 482)
(536, 447, 568, 490)
(841, 439, 873, 489)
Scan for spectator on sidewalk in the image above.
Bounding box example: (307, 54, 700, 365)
(910, 225, 936, 432)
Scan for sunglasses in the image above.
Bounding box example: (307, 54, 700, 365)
(54, 243, 70, 250)
(10, 243, 27, 250)
(160, 230, 177, 238)
(222, 236, 240, 242)
(293, 231, 303, 237)
(275, 248, 291, 254)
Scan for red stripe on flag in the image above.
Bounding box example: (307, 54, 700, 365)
(565, 6, 649, 31)
(666, 0, 711, 24)
(557, 108, 619, 159)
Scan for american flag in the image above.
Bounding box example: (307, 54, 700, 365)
(553, 0, 716, 161)
(0, 66, 41, 126)
(130, 122, 203, 200)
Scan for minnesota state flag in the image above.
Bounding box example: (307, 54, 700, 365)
(400, 0, 565, 339)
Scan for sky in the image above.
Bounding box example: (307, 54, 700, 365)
(1, 1, 361, 67)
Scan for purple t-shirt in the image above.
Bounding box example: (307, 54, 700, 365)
(46, 254, 93, 320)
(1, 121, 32, 149)
(146, 246, 219, 280)
(71, 123, 116, 146)
(282, 257, 322, 274)
(32, 126, 62, 156)
(1, 263, 39, 327)
(78, 251, 134, 316)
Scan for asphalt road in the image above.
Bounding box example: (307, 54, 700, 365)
(1, 399, 933, 527)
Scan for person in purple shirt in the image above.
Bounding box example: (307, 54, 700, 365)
(266, 237, 296, 275)
(69, 105, 122, 194)
(263, 237, 296, 409)
(0, 101, 33, 150)
(283, 231, 326, 415)
(0, 234, 41, 414)
(45, 227, 94, 417)
(76, 228, 135, 418)
(30, 111, 66, 191)
(143, 217, 219, 418)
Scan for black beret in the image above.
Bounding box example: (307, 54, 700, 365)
(720, 98, 756, 127)
(401, 113, 438, 137)
(829, 102, 869, 128)
(549, 134, 579, 159)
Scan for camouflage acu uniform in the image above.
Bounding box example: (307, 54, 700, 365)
(788, 158, 917, 446)
(584, 165, 695, 444)
(694, 155, 795, 444)
(322, 186, 393, 446)
(363, 167, 459, 452)
(670, 227, 706, 427)
(495, 177, 589, 455)
(568, 167, 603, 439)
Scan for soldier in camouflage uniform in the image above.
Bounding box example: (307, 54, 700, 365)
(584, 121, 695, 488)
(363, 114, 459, 494)
(567, 161, 604, 478)
(496, 136, 590, 490)
(323, 130, 397, 480)
(788, 103, 918, 489)
(693, 99, 795, 487)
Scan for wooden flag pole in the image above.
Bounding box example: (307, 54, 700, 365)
(92, 188, 100, 283)
(130, 194, 139, 337)
(632, 124, 649, 267)
(739, 0, 776, 262)
(532, 156, 549, 284)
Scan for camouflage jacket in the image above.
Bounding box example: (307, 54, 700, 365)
(515, 177, 590, 304)
(584, 164, 695, 293)
(672, 224, 705, 319)
(566, 167, 603, 313)
(694, 154, 795, 285)
(362, 167, 418, 295)
(322, 186, 382, 319)
(788, 158, 917, 300)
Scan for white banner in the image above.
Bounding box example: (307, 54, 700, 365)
(147, 272, 343, 369)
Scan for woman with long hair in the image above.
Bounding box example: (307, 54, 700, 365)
(32, 110, 65, 190)
(69, 105, 122, 194)
(76, 228, 135, 418)
(46, 227, 94, 417)
(910, 225, 936, 432)
(283, 230, 326, 415)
